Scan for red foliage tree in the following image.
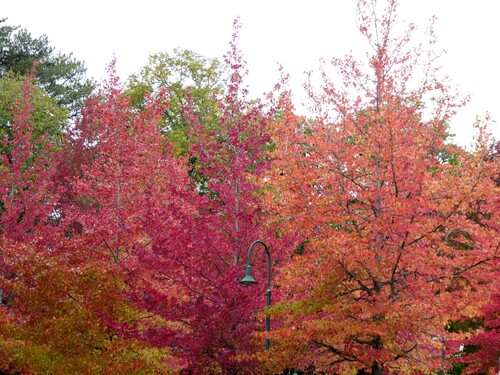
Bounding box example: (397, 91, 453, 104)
(0, 68, 171, 373)
(130, 23, 286, 372)
(449, 292, 500, 375)
(66, 47, 281, 372)
(0, 72, 60, 244)
(66, 61, 172, 263)
(186, 19, 280, 265)
(449, 139, 500, 375)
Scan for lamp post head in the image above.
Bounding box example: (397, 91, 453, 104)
(239, 265, 257, 285)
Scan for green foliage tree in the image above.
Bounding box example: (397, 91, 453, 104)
(0, 18, 94, 116)
(0, 72, 67, 150)
(126, 48, 225, 155)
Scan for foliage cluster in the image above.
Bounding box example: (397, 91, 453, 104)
(0, 2, 498, 374)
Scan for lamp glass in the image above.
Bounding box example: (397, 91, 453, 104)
(239, 274, 257, 285)
(239, 265, 257, 285)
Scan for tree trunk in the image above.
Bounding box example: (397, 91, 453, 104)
(371, 362, 383, 375)
(357, 362, 383, 375)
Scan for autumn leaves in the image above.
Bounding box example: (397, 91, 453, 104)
(0, 1, 498, 374)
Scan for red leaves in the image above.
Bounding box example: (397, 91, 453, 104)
(1, 2, 497, 374)
(451, 292, 500, 374)
(59, 43, 279, 372)
(0, 74, 61, 245)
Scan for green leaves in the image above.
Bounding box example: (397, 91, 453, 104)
(127, 48, 224, 155)
(0, 72, 67, 147)
(0, 4, 498, 374)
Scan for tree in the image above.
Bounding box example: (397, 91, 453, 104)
(447, 138, 500, 375)
(65, 26, 284, 372)
(0, 18, 94, 116)
(0, 70, 68, 149)
(454, 293, 500, 375)
(64, 64, 214, 371)
(139, 22, 289, 372)
(0, 71, 64, 244)
(65, 61, 173, 263)
(445, 291, 500, 375)
(0, 238, 171, 374)
(0, 68, 169, 374)
(261, 0, 499, 373)
(186, 19, 278, 265)
(127, 48, 224, 155)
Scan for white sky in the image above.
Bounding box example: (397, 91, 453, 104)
(2, 0, 499, 146)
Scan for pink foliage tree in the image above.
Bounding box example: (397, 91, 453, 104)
(0, 72, 60, 245)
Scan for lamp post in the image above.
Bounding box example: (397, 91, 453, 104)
(239, 240, 271, 350)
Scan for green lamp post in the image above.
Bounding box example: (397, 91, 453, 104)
(239, 240, 271, 350)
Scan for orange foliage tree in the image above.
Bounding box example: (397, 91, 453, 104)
(261, 0, 499, 373)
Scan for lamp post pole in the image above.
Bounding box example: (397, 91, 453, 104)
(432, 335, 446, 374)
(441, 336, 445, 374)
(239, 240, 271, 350)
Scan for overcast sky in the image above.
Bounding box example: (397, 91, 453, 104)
(2, 0, 499, 146)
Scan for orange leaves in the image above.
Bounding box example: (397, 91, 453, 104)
(0, 238, 170, 374)
(0, 2, 498, 373)
(259, 1, 499, 373)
